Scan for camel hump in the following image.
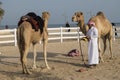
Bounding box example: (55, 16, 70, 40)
(27, 12, 37, 18)
(26, 12, 44, 32)
(96, 11, 106, 19)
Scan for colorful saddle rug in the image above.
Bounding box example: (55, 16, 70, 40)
(18, 12, 44, 33)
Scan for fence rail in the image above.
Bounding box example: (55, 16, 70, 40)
(0, 26, 120, 46)
(0, 29, 17, 46)
(47, 27, 84, 43)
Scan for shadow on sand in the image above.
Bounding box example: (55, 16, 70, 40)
(0, 51, 85, 80)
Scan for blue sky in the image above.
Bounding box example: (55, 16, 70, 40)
(0, 0, 120, 25)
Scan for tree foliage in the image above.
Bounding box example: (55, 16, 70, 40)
(0, 2, 4, 19)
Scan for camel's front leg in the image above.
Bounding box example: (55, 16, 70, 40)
(43, 38, 50, 69)
(43, 31, 50, 70)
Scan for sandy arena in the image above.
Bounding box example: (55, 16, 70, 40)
(0, 38, 120, 80)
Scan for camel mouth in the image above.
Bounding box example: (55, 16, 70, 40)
(72, 17, 74, 22)
(72, 19, 77, 22)
(72, 16, 77, 22)
(72, 18, 75, 22)
(72, 19, 74, 22)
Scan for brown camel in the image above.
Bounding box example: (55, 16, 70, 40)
(72, 11, 113, 62)
(17, 11, 50, 74)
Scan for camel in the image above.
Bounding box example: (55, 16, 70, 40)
(17, 11, 50, 74)
(72, 11, 113, 62)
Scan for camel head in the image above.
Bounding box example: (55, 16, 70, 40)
(72, 11, 84, 22)
(72, 11, 88, 35)
(42, 11, 50, 21)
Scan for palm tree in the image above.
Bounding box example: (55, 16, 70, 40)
(0, 2, 4, 20)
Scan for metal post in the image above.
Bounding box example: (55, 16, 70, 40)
(77, 27, 80, 42)
(14, 28, 17, 46)
(60, 27, 63, 43)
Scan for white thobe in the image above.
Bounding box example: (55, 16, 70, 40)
(87, 26, 99, 65)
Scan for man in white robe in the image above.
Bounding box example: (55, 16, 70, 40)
(86, 21, 99, 67)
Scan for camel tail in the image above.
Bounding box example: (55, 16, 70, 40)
(17, 26, 25, 52)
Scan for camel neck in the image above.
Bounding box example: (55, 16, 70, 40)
(44, 19, 48, 28)
(78, 20, 85, 29)
(78, 20, 87, 35)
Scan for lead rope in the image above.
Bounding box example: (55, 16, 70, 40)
(78, 29, 86, 66)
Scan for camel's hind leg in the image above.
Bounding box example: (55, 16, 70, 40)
(107, 29, 113, 59)
(102, 37, 107, 56)
(17, 28, 30, 74)
(20, 44, 32, 74)
(32, 43, 37, 69)
(20, 50, 26, 74)
(98, 38, 104, 62)
(108, 36, 113, 59)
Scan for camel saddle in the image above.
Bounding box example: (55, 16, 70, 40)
(18, 12, 44, 33)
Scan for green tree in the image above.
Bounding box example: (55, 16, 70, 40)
(0, 2, 4, 20)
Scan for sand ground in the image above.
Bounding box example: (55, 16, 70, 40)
(0, 39, 120, 80)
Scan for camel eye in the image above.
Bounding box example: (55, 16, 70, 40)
(77, 15, 80, 17)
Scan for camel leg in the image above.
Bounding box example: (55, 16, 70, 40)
(20, 50, 26, 74)
(102, 37, 107, 56)
(22, 45, 32, 74)
(43, 32, 50, 70)
(32, 43, 37, 69)
(17, 27, 30, 74)
(20, 49, 30, 74)
(98, 38, 104, 62)
(43, 39, 50, 69)
(24, 46, 32, 74)
(18, 44, 27, 74)
(108, 36, 113, 59)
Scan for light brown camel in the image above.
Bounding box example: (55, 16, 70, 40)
(72, 11, 113, 62)
(17, 11, 50, 74)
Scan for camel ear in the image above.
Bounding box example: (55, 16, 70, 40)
(47, 12, 50, 15)
(80, 12, 83, 15)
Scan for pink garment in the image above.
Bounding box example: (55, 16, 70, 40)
(88, 21, 95, 26)
(67, 49, 80, 57)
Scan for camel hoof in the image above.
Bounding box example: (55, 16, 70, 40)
(47, 67, 51, 70)
(41, 68, 49, 72)
(99, 59, 104, 63)
(101, 60, 104, 63)
(41, 67, 51, 72)
(32, 65, 37, 70)
(23, 70, 32, 75)
(109, 57, 113, 60)
(28, 71, 32, 75)
(27, 70, 32, 75)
